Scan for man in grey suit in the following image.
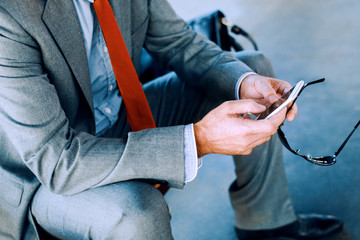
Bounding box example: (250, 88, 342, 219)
(0, 0, 343, 239)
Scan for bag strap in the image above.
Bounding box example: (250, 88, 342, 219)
(219, 11, 259, 51)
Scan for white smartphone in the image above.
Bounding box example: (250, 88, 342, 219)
(256, 80, 304, 120)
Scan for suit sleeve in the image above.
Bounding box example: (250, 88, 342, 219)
(144, 0, 253, 100)
(0, 6, 185, 195)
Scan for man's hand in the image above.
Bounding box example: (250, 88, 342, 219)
(194, 100, 287, 157)
(240, 74, 297, 121)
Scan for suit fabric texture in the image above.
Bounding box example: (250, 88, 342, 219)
(0, 0, 253, 239)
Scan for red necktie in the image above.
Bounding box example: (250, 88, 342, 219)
(93, 0, 156, 132)
(93, 0, 168, 194)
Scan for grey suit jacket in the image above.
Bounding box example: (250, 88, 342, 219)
(0, 0, 251, 239)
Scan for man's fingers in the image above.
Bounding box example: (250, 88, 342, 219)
(221, 100, 266, 115)
(275, 81, 292, 96)
(255, 81, 279, 103)
(267, 107, 287, 127)
(238, 131, 274, 155)
(287, 102, 298, 121)
(250, 107, 286, 135)
(247, 136, 272, 153)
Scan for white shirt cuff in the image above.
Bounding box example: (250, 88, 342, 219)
(235, 71, 257, 100)
(184, 124, 202, 183)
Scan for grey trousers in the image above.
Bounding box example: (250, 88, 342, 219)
(30, 51, 296, 240)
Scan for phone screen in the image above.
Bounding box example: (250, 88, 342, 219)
(256, 88, 293, 120)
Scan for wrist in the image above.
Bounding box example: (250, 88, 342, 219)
(193, 122, 209, 158)
(237, 72, 257, 99)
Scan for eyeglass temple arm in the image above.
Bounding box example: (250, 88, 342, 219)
(287, 78, 325, 113)
(334, 119, 360, 157)
(277, 127, 298, 155)
(298, 78, 325, 95)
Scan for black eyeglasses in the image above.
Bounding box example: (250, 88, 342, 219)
(277, 78, 360, 166)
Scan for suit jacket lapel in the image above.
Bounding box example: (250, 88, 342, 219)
(42, 0, 94, 112)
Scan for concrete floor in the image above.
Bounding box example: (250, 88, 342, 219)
(165, 0, 360, 239)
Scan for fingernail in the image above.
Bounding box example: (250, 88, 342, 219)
(288, 113, 295, 121)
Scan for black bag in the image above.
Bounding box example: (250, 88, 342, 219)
(139, 10, 258, 83)
(187, 10, 258, 52)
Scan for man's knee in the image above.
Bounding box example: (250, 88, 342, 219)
(235, 51, 275, 78)
(97, 182, 173, 240)
(32, 182, 172, 240)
